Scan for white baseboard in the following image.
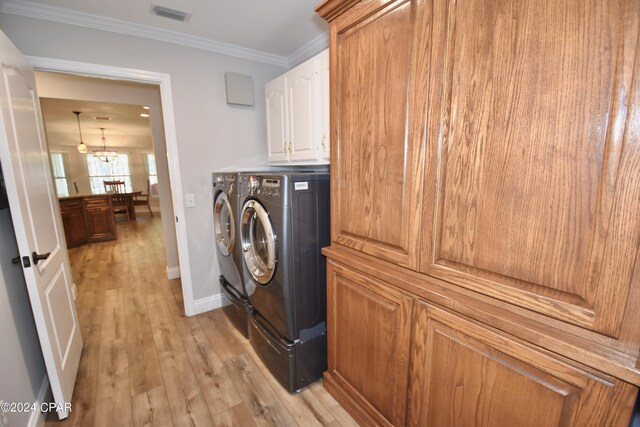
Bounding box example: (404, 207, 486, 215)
(189, 293, 227, 316)
(27, 376, 50, 427)
(166, 266, 181, 280)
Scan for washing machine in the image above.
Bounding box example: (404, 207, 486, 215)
(212, 172, 251, 337)
(239, 171, 330, 392)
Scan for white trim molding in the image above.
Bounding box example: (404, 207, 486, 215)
(1, 0, 300, 67)
(25, 55, 197, 317)
(27, 376, 50, 427)
(193, 293, 227, 315)
(166, 266, 180, 280)
(288, 33, 329, 68)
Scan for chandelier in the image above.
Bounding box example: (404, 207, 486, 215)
(73, 111, 88, 154)
(93, 128, 118, 163)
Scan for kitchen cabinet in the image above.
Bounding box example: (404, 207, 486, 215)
(265, 74, 288, 162)
(265, 49, 329, 164)
(59, 195, 116, 247)
(322, 0, 423, 269)
(408, 302, 636, 427)
(317, 0, 640, 424)
(59, 198, 87, 248)
(325, 259, 413, 426)
(84, 196, 116, 242)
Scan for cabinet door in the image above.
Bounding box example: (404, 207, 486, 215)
(84, 197, 116, 242)
(330, 0, 428, 268)
(287, 59, 318, 162)
(265, 75, 288, 162)
(60, 199, 87, 247)
(61, 210, 87, 248)
(408, 302, 638, 427)
(319, 49, 330, 162)
(325, 260, 413, 426)
(420, 0, 640, 335)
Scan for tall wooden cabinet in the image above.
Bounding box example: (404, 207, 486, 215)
(317, 0, 640, 424)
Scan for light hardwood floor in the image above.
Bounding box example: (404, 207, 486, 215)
(46, 214, 357, 427)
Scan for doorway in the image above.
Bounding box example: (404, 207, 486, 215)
(27, 58, 196, 316)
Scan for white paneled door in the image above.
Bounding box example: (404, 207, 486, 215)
(0, 32, 82, 419)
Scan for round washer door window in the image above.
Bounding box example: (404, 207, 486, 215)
(213, 192, 234, 256)
(240, 199, 276, 285)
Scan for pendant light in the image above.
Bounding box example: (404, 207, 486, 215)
(73, 111, 88, 154)
(93, 128, 118, 163)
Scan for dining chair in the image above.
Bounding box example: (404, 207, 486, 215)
(133, 179, 154, 218)
(103, 180, 130, 220)
(103, 180, 125, 194)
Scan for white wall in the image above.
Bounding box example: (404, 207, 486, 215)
(0, 203, 48, 427)
(0, 14, 286, 306)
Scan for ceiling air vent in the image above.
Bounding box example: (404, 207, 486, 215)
(150, 5, 191, 22)
(93, 116, 112, 121)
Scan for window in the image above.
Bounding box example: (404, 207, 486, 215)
(146, 153, 159, 196)
(50, 153, 69, 197)
(87, 154, 132, 194)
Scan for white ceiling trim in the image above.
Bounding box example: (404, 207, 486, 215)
(288, 32, 329, 68)
(0, 0, 295, 68)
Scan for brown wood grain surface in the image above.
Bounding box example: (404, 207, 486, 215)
(330, 0, 425, 269)
(420, 0, 640, 337)
(327, 260, 414, 425)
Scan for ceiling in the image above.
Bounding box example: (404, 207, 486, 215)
(1, 0, 328, 59)
(40, 98, 153, 149)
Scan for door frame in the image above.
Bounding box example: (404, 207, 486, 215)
(27, 56, 197, 316)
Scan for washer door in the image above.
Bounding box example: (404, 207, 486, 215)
(241, 199, 277, 285)
(214, 192, 234, 256)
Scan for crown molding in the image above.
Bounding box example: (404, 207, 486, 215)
(0, 0, 292, 68)
(287, 32, 329, 68)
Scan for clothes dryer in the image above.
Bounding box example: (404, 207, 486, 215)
(212, 172, 250, 336)
(239, 171, 330, 392)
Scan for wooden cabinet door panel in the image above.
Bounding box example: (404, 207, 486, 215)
(85, 207, 116, 242)
(420, 0, 640, 335)
(326, 260, 413, 425)
(408, 302, 638, 427)
(61, 210, 87, 248)
(331, 0, 428, 268)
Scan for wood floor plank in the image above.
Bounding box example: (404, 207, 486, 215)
(177, 322, 242, 416)
(198, 310, 247, 362)
(146, 293, 185, 355)
(157, 350, 214, 426)
(101, 288, 126, 341)
(211, 403, 258, 427)
(244, 350, 331, 426)
(125, 293, 164, 396)
(95, 338, 133, 427)
(308, 382, 359, 427)
(225, 353, 298, 427)
(131, 386, 174, 427)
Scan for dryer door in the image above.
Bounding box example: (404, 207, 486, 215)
(241, 199, 277, 285)
(214, 191, 235, 256)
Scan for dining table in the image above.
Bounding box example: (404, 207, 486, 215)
(110, 191, 142, 221)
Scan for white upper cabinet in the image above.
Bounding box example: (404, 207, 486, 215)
(319, 49, 330, 161)
(266, 49, 329, 165)
(265, 74, 288, 162)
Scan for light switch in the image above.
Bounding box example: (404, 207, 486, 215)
(185, 193, 196, 208)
